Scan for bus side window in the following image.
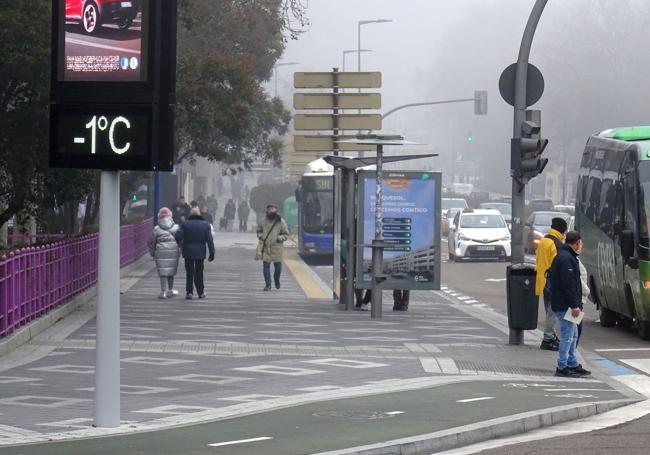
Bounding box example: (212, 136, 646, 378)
(622, 155, 638, 254)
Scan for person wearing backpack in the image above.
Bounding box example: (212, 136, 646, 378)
(535, 217, 567, 351)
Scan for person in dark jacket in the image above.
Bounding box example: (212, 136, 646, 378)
(393, 290, 410, 311)
(175, 207, 215, 300)
(549, 231, 590, 378)
(171, 196, 191, 224)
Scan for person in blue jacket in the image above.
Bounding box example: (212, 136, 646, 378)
(175, 207, 215, 299)
(549, 230, 590, 378)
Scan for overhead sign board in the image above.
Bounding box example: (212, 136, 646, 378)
(356, 171, 442, 290)
(294, 135, 376, 152)
(294, 93, 381, 110)
(294, 114, 382, 131)
(294, 72, 382, 89)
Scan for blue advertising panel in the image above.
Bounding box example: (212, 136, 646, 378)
(356, 171, 441, 290)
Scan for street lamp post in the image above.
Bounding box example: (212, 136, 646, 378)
(273, 62, 299, 98)
(357, 19, 392, 77)
(342, 49, 372, 72)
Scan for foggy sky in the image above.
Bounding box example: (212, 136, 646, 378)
(277, 0, 650, 196)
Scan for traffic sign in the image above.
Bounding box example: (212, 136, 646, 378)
(499, 63, 544, 107)
(294, 72, 382, 89)
(294, 135, 375, 152)
(294, 114, 382, 131)
(294, 93, 381, 110)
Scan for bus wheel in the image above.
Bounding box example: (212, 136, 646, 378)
(599, 305, 618, 327)
(637, 321, 650, 340)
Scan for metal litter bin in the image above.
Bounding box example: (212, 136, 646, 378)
(506, 263, 539, 330)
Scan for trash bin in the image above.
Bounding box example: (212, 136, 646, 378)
(506, 263, 539, 330)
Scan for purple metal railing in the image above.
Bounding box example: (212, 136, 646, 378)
(0, 218, 152, 338)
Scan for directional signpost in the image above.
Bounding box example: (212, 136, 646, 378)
(293, 69, 382, 303)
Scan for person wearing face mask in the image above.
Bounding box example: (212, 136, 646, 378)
(256, 204, 290, 291)
(549, 230, 590, 378)
(149, 207, 181, 299)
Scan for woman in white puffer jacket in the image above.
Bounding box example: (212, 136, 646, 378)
(149, 207, 180, 298)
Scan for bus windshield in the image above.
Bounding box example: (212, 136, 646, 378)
(302, 189, 334, 233)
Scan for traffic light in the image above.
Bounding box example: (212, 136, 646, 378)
(474, 90, 488, 115)
(511, 110, 549, 182)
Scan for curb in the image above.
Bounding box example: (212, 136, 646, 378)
(0, 254, 153, 359)
(313, 398, 639, 455)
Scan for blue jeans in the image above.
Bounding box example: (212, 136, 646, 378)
(263, 261, 282, 288)
(554, 310, 579, 369)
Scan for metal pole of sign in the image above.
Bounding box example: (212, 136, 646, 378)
(95, 170, 121, 427)
(371, 144, 384, 319)
(345, 168, 356, 311)
(332, 68, 341, 301)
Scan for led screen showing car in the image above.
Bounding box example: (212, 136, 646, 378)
(60, 0, 148, 81)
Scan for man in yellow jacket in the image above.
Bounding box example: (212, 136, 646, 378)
(536, 217, 568, 351)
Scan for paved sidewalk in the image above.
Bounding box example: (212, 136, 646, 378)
(0, 233, 634, 448)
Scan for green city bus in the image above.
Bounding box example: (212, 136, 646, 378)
(576, 127, 650, 340)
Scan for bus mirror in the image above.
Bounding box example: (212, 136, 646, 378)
(621, 230, 634, 260)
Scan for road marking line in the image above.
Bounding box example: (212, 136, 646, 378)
(419, 358, 442, 373)
(543, 389, 613, 392)
(620, 359, 650, 375)
(596, 348, 650, 352)
(65, 38, 141, 55)
(404, 343, 425, 353)
(485, 278, 506, 282)
(437, 357, 460, 374)
(465, 300, 478, 304)
(420, 343, 442, 353)
(207, 436, 272, 447)
(444, 289, 453, 294)
(385, 411, 404, 415)
(457, 296, 470, 301)
(457, 396, 495, 403)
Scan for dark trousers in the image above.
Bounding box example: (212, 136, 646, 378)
(393, 290, 410, 309)
(184, 258, 205, 295)
(355, 289, 371, 306)
(239, 218, 248, 232)
(263, 261, 282, 288)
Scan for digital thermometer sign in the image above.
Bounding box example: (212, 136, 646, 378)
(50, 104, 155, 170)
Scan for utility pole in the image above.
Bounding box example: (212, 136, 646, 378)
(509, 0, 549, 345)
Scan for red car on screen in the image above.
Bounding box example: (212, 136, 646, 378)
(65, 0, 140, 34)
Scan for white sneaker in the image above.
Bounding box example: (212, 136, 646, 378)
(170, 289, 179, 296)
(358, 303, 369, 312)
(158, 292, 168, 299)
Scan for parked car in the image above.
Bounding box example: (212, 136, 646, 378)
(479, 202, 512, 230)
(524, 211, 571, 254)
(448, 209, 511, 261)
(442, 208, 462, 236)
(66, 0, 141, 34)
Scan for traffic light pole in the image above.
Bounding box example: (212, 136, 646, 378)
(510, 0, 548, 345)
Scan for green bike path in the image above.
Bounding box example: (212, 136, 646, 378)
(0, 380, 626, 455)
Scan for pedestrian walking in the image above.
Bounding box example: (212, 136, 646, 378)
(238, 200, 250, 233)
(207, 194, 219, 220)
(200, 205, 214, 226)
(355, 289, 371, 310)
(392, 290, 410, 311)
(549, 231, 591, 378)
(535, 217, 568, 351)
(256, 204, 289, 291)
(171, 196, 191, 224)
(149, 207, 180, 299)
(175, 207, 215, 300)
(224, 199, 236, 232)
